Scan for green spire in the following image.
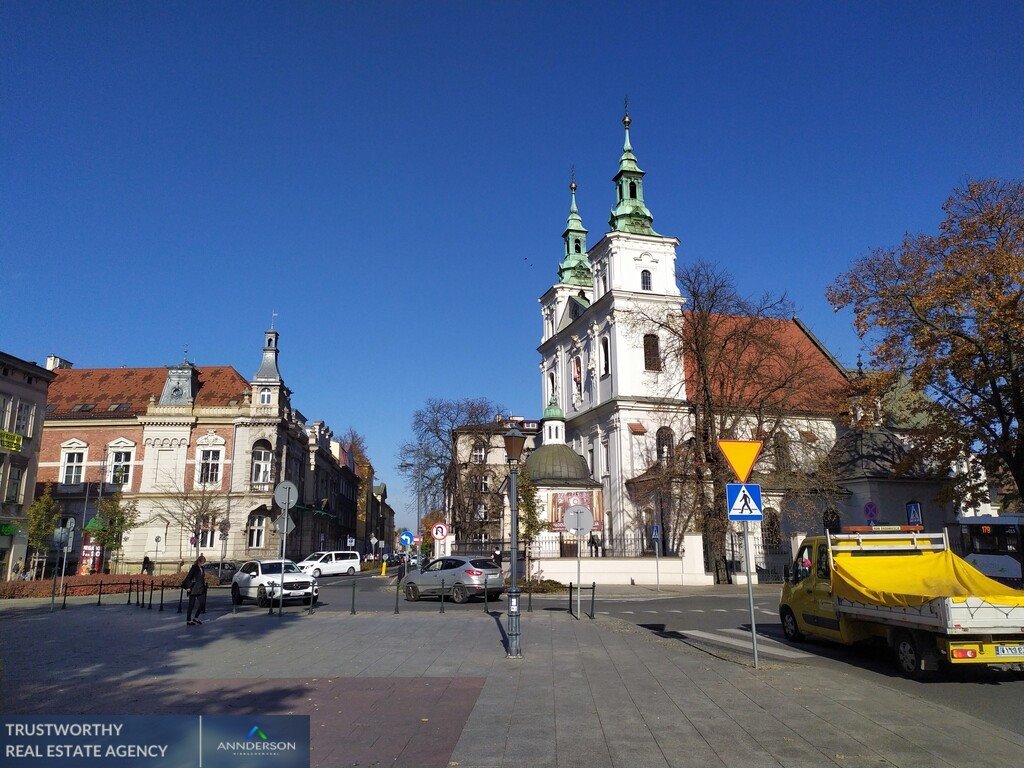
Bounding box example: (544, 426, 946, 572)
(558, 171, 593, 287)
(609, 104, 657, 235)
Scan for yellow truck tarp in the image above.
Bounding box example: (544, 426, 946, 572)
(831, 548, 1024, 608)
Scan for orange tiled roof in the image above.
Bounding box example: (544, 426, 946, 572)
(46, 366, 249, 418)
(681, 314, 849, 415)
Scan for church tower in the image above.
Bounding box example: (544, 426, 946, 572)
(608, 107, 657, 236)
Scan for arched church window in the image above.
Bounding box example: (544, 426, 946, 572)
(601, 337, 610, 377)
(774, 432, 793, 473)
(643, 334, 661, 371)
(656, 427, 674, 460)
(572, 356, 582, 399)
(641, 270, 652, 291)
(259, 387, 272, 405)
(762, 509, 782, 545)
(574, 239, 581, 254)
(629, 181, 637, 199)
(547, 372, 556, 402)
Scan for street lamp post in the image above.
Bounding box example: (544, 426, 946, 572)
(503, 428, 526, 659)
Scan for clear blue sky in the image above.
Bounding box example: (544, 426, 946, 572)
(3, 2, 1023, 529)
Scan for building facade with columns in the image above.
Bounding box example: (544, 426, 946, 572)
(36, 330, 360, 573)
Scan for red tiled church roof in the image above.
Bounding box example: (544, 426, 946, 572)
(681, 314, 849, 415)
(46, 366, 249, 418)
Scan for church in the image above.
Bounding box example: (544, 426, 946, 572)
(535, 109, 852, 583)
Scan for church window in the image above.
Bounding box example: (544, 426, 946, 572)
(471, 445, 486, 464)
(574, 239, 581, 254)
(656, 428, 674, 460)
(601, 337, 610, 377)
(641, 270, 652, 291)
(643, 335, 661, 371)
(259, 387, 271, 405)
(629, 181, 637, 199)
(547, 372, 556, 402)
(572, 356, 582, 399)
(601, 274, 608, 294)
(774, 432, 793, 473)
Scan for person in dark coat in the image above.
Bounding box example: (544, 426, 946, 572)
(142, 556, 154, 576)
(182, 555, 207, 626)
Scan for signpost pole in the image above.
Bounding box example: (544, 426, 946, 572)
(576, 534, 581, 620)
(742, 520, 759, 669)
(654, 528, 661, 593)
(280, 485, 290, 617)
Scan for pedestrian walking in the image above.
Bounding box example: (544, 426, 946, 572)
(11, 557, 22, 578)
(142, 556, 154, 576)
(493, 548, 503, 571)
(182, 555, 208, 626)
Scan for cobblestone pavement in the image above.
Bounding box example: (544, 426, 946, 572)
(2, 597, 1023, 767)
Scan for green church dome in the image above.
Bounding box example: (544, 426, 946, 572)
(526, 444, 599, 488)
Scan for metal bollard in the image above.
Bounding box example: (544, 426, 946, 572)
(97, 581, 104, 606)
(137, 582, 142, 606)
(148, 580, 154, 609)
(350, 581, 356, 615)
(440, 579, 445, 614)
(159, 581, 165, 611)
(394, 574, 400, 615)
(62, 583, 68, 610)
(483, 575, 489, 613)
(528, 580, 533, 613)
(177, 588, 184, 614)
(590, 582, 596, 620)
(267, 587, 275, 616)
(568, 582, 574, 617)
(127, 579, 133, 606)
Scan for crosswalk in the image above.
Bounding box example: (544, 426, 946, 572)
(670, 627, 813, 660)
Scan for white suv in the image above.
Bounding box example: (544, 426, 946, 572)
(231, 560, 319, 607)
(298, 550, 361, 577)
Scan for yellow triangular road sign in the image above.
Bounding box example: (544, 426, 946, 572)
(718, 440, 763, 483)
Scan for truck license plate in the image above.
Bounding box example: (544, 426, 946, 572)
(995, 645, 1024, 657)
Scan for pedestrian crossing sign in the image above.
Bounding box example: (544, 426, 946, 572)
(726, 483, 763, 521)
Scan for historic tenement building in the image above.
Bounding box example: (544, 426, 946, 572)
(36, 329, 360, 573)
(0, 351, 56, 579)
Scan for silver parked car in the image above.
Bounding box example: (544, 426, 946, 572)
(401, 556, 503, 603)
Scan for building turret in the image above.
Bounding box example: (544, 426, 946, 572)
(608, 106, 657, 235)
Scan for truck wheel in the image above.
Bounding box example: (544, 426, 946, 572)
(780, 607, 804, 642)
(894, 631, 925, 679)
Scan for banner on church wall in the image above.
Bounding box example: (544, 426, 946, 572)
(549, 491, 603, 532)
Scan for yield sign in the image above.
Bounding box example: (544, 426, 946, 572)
(718, 439, 763, 483)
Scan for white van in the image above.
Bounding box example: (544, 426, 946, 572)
(298, 551, 361, 577)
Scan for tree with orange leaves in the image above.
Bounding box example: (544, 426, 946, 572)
(828, 179, 1024, 512)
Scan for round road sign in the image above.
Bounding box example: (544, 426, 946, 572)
(432, 522, 449, 541)
(273, 481, 299, 510)
(399, 531, 414, 547)
(563, 505, 594, 534)
(864, 501, 879, 522)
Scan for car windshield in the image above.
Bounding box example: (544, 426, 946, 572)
(303, 553, 325, 561)
(470, 559, 500, 570)
(261, 562, 301, 575)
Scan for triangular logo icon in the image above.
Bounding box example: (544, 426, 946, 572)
(718, 440, 763, 483)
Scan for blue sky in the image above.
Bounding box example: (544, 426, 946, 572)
(3, 2, 1023, 528)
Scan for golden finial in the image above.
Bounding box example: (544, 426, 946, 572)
(623, 95, 631, 128)
(570, 164, 577, 193)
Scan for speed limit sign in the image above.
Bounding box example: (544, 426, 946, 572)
(431, 522, 449, 541)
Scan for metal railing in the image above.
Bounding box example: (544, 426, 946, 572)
(568, 582, 596, 620)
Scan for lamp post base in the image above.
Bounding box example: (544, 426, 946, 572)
(507, 584, 522, 658)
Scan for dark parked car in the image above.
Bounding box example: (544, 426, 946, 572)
(203, 561, 239, 584)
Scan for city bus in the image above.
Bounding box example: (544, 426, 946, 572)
(949, 516, 1024, 589)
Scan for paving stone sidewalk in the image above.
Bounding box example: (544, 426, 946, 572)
(1, 600, 1021, 768)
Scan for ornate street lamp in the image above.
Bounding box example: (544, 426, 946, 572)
(503, 427, 526, 658)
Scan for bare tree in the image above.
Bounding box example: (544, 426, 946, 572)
(398, 397, 504, 529)
(625, 260, 848, 581)
(152, 479, 226, 568)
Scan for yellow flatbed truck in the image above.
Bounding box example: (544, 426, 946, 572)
(779, 527, 1024, 678)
